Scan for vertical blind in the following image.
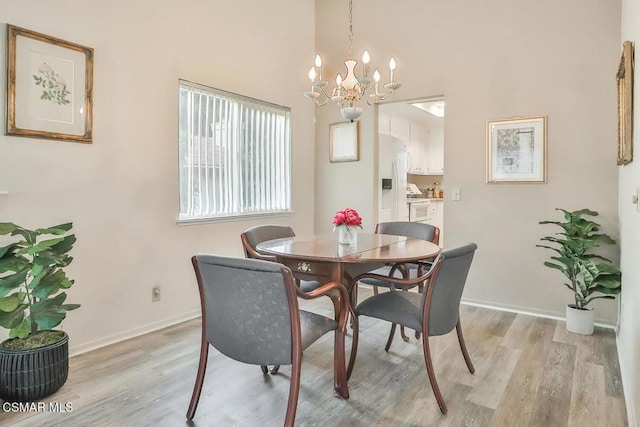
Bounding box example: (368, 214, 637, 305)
(178, 81, 292, 221)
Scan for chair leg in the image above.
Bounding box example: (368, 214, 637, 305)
(271, 365, 281, 374)
(261, 365, 268, 374)
(456, 319, 475, 374)
(415, 284, 423, 340)
(347, 313, 359, 380)
(333, 323, 350, 399)
(422, 335, 447, 414)
(384, 323, 397, 352)
(284, 350, 302, 427)
(349, 285, 358, 329)
(186, 339, 210, 420)
(400, 326, 410, 342)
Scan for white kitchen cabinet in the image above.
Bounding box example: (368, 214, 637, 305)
(425, 126, 444, 174)
(408, 122, 426, 174)
(389, 116, 411, 141)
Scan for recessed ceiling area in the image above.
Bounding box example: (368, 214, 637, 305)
(380, 98, 445, 126)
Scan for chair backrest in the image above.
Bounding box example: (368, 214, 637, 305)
(375, 221, 440, 245)
(192, 254, 300, 366)
(423, 243, 477, 336)
(241, 225, 296, 260)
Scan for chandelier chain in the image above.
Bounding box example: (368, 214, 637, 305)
(348, 0, 353, 58)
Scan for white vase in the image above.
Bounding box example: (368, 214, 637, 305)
(565, 304, 594, 335)
(337, 226, 357, 245)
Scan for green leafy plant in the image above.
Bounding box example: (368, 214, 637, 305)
(0, 222, 79, 342)
(537, 208, 621, 309)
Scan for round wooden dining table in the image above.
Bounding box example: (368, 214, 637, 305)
(256, 232, 442, 300)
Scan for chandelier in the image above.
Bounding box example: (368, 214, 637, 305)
(303, 0, 401, 121)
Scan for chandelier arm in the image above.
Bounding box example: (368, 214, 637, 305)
(317, 86, 336, 100)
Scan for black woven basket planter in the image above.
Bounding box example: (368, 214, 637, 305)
(0, 332, 69, 402)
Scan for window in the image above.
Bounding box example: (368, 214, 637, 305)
(178, 80, 292, 222)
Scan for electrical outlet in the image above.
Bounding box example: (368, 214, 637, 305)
(152, 286, 161, 302)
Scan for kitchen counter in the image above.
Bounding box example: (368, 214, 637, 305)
(406, 198, 444, 203)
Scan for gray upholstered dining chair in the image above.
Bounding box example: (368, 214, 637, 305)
(347, 243, 477, 414)
(351, 221, 440, 297)
(349, 221, 440, 341)
(241, 224, 321, 293)
(187, 254, 350, 426)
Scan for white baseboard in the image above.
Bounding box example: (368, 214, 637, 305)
(461, 299, 616, 330)
(69, 310, 201, 357)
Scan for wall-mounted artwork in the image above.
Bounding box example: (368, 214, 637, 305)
(487, 116, 547, 183)
(6, 25, 94, 143)
(329, 121, 359, 162)
(617, 41, 634, 165)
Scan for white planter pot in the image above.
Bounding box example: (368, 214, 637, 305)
(565, 304, 594, 335)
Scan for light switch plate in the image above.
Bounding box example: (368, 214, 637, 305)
(637, 188, 640, 213)
(452, 188, 461, 201)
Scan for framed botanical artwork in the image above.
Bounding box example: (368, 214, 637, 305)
(329, 121, 359, 162)
(617, 41, 634, 165)
(6, 25, 94, 143)
(487, 116, 547, 183)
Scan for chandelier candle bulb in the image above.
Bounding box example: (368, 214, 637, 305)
(389, 57, 396, 83)
(373, 69, 380, 94)
(308, 68, 317, 91)
(362, 50, 370, 77)
(315, 54, 323, 81)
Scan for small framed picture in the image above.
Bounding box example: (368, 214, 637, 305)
(6, 25, 94, 143)
(617, 41, 634, 165)
(329, 121, 359, 162)
(487, 116, 547, 183)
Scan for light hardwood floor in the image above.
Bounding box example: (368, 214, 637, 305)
(0, 289, 628, 426)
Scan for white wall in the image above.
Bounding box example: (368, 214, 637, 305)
(618, 0, 640, 423)
(0, 0, 316, 354)
(314, 0, 622, 323)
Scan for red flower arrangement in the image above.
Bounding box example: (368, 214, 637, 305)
(332, 208, 363, 229)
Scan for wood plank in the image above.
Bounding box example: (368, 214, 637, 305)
(605, 395, 629, 427)
(601, 328, 625, 398)
(489, 318, 556, 426)
(568, 362, 606, 427)
(528, 341, 576, 426)
(466, 345, 522, 409)
(501, 313, 536, 350)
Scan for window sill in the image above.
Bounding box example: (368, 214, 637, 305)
(176, 211, 294, 226)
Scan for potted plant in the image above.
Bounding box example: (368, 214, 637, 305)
(0, 222, 79, 401)
(537, 208, 621, 335)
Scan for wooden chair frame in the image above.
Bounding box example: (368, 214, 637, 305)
(353, 222, 441, 342)
(187, 257, 350, 426)
(347, 254, 474, 414)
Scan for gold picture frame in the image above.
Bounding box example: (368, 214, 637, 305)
(617, 41, 634, 165)
(487, 116, 547, 183)
(329, 121, 359, 162)
(6, 25, 94, 143)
